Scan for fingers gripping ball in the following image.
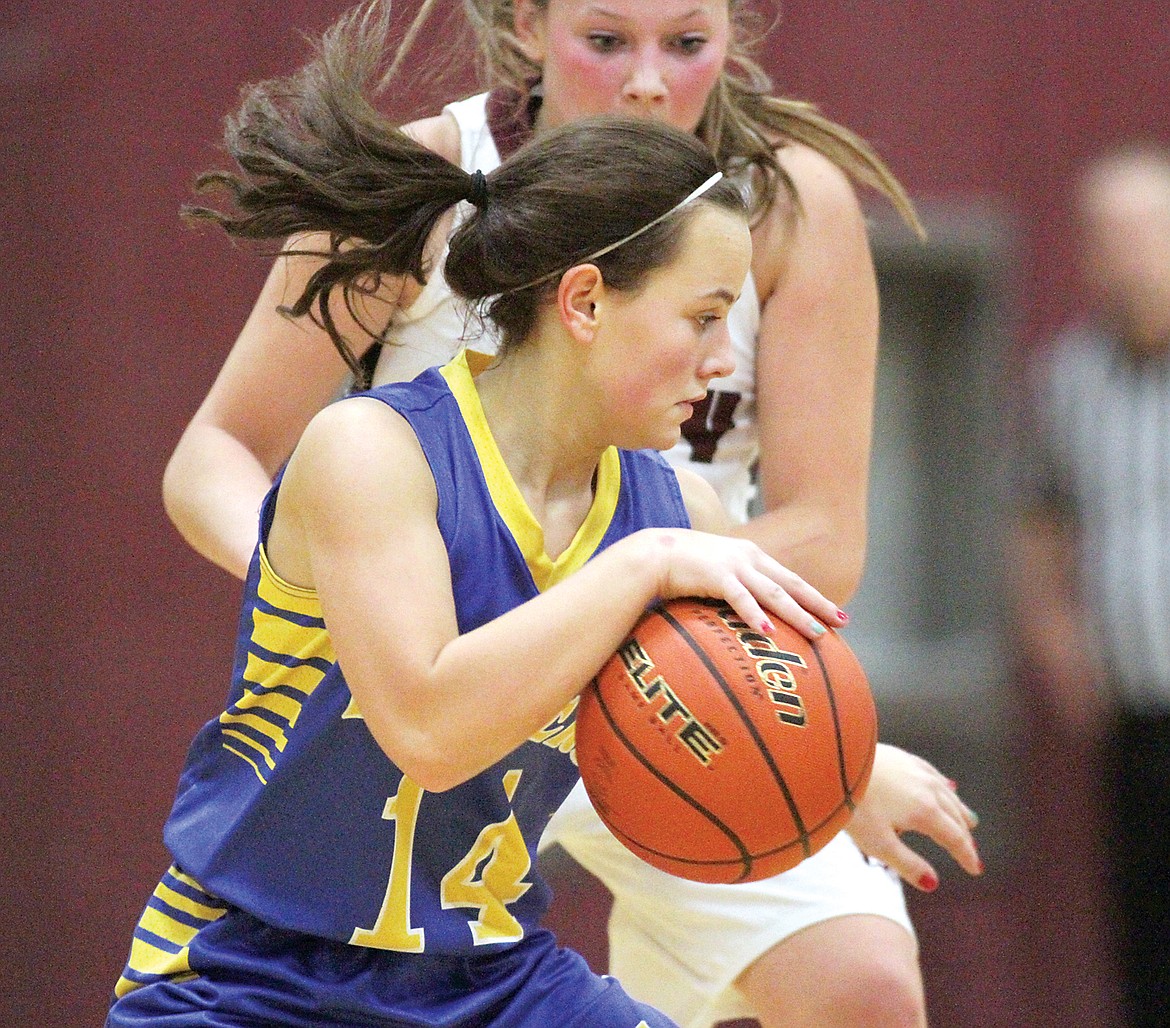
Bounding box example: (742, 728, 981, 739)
(576, 597, 878, 884)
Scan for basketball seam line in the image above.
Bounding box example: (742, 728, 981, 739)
(809, 640, 855, 809)
(591, 666, 755, 874)
(660, 605, 812, 860)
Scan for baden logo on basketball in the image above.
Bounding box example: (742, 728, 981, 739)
(715, 604, 809, 728)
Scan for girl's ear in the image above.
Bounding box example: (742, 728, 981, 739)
(556, 264, 604, 343)
(512, 0, 548, 64)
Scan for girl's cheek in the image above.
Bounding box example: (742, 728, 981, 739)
(611, 373, 661, 413)
(674, 54, 725, 106)
(559, 56, 628, 110)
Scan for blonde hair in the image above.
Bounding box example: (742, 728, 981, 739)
(454, 0, 923, 235)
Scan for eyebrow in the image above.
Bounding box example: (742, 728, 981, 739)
(699, 288, 738, 305)
(584, 6, 711, 24)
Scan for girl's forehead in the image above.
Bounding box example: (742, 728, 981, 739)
(546, 0, 728, 20)
(642, 207, 752, 298)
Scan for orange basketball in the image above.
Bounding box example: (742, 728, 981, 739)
(576, 597, 877, 884)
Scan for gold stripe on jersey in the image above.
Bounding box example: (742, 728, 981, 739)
(241, 649, 330, 697)
(225, 680, 307, 724)
(114, 866, 226, 999)
(441, 351, 621, 592)
(217, 546, 335, 780)
(222, 741, 272, 783)
(528, 695, 578, 762)
(221, 736, 276, 782)
(255, 547, 323, 615)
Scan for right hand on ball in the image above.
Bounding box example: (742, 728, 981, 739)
(635, 527, 845, 642)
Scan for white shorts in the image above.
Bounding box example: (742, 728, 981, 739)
(541, 779, 913, 1028)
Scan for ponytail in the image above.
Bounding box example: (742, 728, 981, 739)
(183, 1, 476, 383)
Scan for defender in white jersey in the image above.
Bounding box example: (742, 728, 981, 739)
(164, 4, 982, 1025)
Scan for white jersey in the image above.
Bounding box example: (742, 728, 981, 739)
(375, 90, 909, 1028)
(375, 92, 762, 521)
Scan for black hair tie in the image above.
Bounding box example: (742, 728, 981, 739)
(467, 169, 489, 208)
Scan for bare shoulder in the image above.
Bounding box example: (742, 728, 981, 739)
(280, 398, 433, 527)
(759, 140, 868, 233)
(752, 141, 870, 298)
(297, 396, 425, 476)
(675, 468, 732, 534)
(270, 396, 435, 586)
(401, 110, 462, 164)
(776, 140, 865, 212)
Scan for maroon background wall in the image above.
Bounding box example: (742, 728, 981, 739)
(5, 3, 1167, 1024)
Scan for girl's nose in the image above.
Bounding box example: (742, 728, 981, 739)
(622, 50, 668, 106)
(699, 332, 735, 382)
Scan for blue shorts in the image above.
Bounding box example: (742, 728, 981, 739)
(107, 903, 676, 1027)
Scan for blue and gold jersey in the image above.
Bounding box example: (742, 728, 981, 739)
(152, 352, 689, 965)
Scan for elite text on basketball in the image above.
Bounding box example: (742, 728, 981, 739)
(617, 638, 724, 766)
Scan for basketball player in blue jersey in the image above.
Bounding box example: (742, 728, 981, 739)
(159, 3, 983, 1024)
(106, 12, 847, 1027)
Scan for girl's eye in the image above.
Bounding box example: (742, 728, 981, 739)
(671, 34, 708, 56)
(697, 313, 721, 329)
(587, 32, 624, 54)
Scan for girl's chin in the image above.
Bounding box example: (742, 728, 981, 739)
(612, 414, 683, 453)
(650, 427, 683, 452)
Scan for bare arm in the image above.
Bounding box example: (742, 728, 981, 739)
(740, 145, 984, 880)
(266, 403, 840, 792)
(733, 144, 878, 606)
(163, 113, 460, 579)
(162, 245, 361, 577)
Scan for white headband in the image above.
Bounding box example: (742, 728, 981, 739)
(502, 171, 724, 296)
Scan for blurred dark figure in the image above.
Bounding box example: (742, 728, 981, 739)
(1012, 144, 1170, 1028)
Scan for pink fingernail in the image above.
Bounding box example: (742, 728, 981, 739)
(836, 609, 849, 623)
(918, 872, 939, 892)
(760, 619, 775, 635)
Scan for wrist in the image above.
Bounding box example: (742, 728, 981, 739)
(610, 528, 676, 605)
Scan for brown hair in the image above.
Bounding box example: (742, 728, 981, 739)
(184, 1, 747, 382)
